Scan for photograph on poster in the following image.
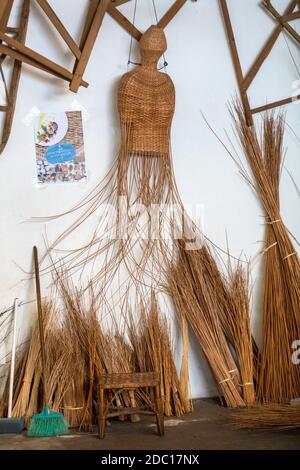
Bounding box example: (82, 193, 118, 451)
(34, 111, 86, 184)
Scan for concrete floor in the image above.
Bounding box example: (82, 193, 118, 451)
(0, 399, 299, 450)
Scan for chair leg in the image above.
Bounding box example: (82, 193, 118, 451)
(98, 388, 106, 439)
(128, 390, 140, 422)
(154, 385, 164, 436)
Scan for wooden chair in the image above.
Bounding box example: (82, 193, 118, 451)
(97, 371, 164, 439)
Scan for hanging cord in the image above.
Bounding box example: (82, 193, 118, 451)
(127, 0, 139, 69)
(127, 0, 168, 71)
(282, 31, 300, 79)
(151, 0, 168, 71)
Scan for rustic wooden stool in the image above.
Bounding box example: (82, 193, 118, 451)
(97, 372, 164, 439)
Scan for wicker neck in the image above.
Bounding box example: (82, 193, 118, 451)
(140, 58, 158, 70)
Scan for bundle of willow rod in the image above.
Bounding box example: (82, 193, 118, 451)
(232, 405, 300, 430)
(166, 240, 246, 408)
(232, 104, 300, 403)
(182, 243, 256, 406)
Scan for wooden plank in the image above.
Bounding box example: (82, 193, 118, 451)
(262, 1, 300, 44)
(0, 1, 9, 25)
(0, 0, 13, 33)
(0, 32, 88, 87)
(219, 0, 253, 125)
(158, 0, 187, 29)
(70, 0, 110, 93)
(72, 0, 99, 83)
(0, 43, 88, 88)
(107, 3, 142, 41)
(0, 0, 29, 154)
(281, 11, 300, 22)
(111, 0, 131, 6)
(244, 0, 297, 90)
(251, 94, 300, 114)
(79, 0, 100, 51)
(36, 0, 81, 59)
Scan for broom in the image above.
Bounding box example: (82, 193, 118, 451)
(27, 246, 68, 437)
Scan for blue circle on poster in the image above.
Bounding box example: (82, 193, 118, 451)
(45, 143, 76, 164)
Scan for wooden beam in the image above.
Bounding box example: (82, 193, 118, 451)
(251, 94, 300, 114)
(0, 40, 88, 87)
(72, 0, 99, 83)
(70, 0, 110, 93)
(0, 0, 13, 33)
(111, 0, 131, 6)
(158, 0, 187, 29)
(107, 3, 142, 41)
(281, 11, 300, 22)
(262, 1, 300, 44)
(36, 0, 81, 59)
(219, 0, 253, 125)
(79, 0, 100, 51)
(0, 0, 29, 154)
(244, 0, 297, 90)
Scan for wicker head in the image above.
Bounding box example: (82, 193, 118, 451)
(118, 25, 175, 156)
(140, 25, 167, 68)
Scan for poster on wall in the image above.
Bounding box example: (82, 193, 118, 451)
(33, 111, 87, 184)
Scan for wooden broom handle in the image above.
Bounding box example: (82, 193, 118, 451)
(33, 245, 47, 403)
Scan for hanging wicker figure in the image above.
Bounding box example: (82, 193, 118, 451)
(117, 26, 175, 204)
(42, 26, 182, 288)
(40, 26, 246, 414)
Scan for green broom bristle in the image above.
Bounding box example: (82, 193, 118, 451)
(27, 406, 69, 437)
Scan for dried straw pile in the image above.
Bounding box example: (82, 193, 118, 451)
(232, 405, 300, 431)
(0, 290, 190, 428)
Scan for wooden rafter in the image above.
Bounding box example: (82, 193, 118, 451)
(220, 0, 300, 125)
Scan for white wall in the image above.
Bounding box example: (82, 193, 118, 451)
(0, 0, 299, 398)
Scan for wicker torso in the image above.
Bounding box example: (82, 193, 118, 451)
(118, 26, 175, 156)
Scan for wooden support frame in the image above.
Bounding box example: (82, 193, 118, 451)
(0, 0, 29, 154)
(0, 0, 193, 153)
(0, 0, 191, 95)
(107, 0, 188, 39)
(0, 32, 88, 87)
(107, 2, 142, 41)
(263, 0, 300, 44)
(0, 0, 89, 90)
(70, 0, 110, 93)
(158, 0, 187, 29)
(36, 0, 81, 59)
(220, 0, 300, 125)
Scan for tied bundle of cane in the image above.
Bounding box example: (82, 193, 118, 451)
(226, 264, 255, 406)
(186, 244, 256, 406)
(232, 405, 300, 430)
(232, 104, 300, 403)
(167, 240, 245, 408)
